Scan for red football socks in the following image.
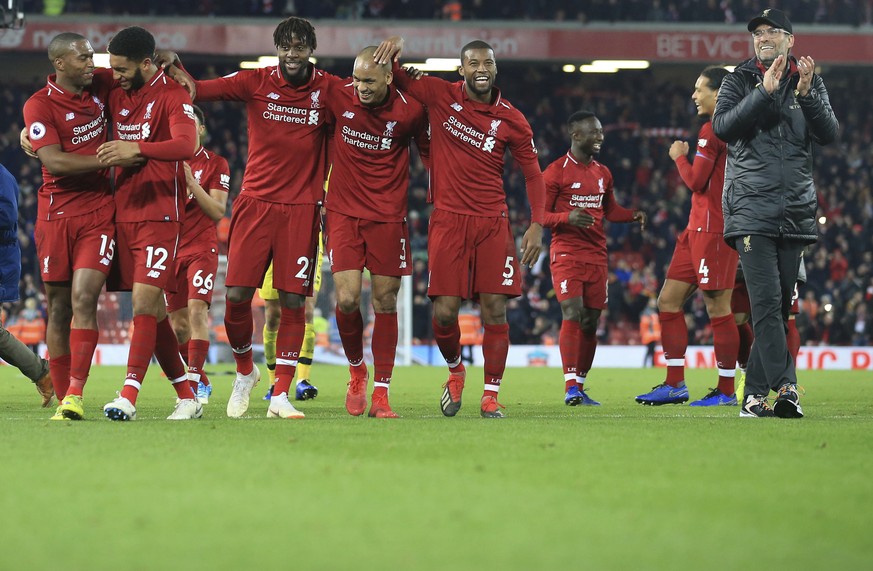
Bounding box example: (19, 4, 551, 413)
(66, 328, 99, 397)
(336, 307, 365, 366)
(373, 312, 398, 389)
(787, 318, 800, 364)
(659, 310, 687, 386)
(559, 320, 581, 391)
(188, 338, 210, 387)
(272, 306, 305, 397)
(154, 317, 187, 382)
(121, 314, 157, 405)
(576, 329, 598, 388)
(432, 318, 462, 371)
(225, 300, 254, 375)
(482, 323, 509, 396)
(711, 313, 739, 396)
(49, 353, 71, 400)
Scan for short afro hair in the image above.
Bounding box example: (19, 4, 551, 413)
(568, 110, 596, 129)
(460, 40, 494, 63)
(108, 26, 155, 63)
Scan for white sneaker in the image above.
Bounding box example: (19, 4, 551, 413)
(267, 392, 305, 419)
(104, 394, 137, 421)
(227, 366, 261, 418)
(167, 398, 203, 420)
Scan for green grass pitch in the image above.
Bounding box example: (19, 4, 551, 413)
(2, 363, 872, 570)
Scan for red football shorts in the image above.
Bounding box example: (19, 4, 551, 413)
(165, 248, 219, 312)
(666, 229, 738, 291)
(108, 220, 180, 292)
(550, 255, 609, 308)
(325, 210, 411, 277)
(731, 280, 751, 315)
(34, 202, 115, 282)
(225, 194, 319, 296)
(426, 208, 521, 300)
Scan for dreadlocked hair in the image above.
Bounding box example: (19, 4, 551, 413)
(273, 17, 317, 51)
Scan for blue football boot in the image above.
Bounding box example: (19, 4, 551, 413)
(635, 383, 689, 405)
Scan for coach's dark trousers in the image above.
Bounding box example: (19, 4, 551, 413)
(735, 235, 804, 398)
(0, 324, 47, 382)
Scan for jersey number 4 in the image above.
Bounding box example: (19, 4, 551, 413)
(698, 258, 710, 285)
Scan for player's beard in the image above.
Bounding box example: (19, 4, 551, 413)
(129, 68, 146, 90)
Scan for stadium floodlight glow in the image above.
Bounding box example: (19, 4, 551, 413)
(403, 58, 461, 72)
(590, 60, 650, 69)
(579, 64, 619, 74)
(93, 53, 110, 68)
(562, 64, 577, 73)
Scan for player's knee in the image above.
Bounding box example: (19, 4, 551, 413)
(336, 293, 360, 314)
(70, 289, 100, 318)
(48, 300, 73, 323)
(372, 293, 397, 313)
(172, 323, 189, 343)
(580, 310, 600, 333)
(432, 306, 458, 327)
(560, 306, 581, 322)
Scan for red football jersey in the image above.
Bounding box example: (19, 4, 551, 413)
(543, 152, 635, 266)
(194, 65, 340, 205)
(674, 121, 727, 233)
(23, 69, 114, 220)
(392, 70, 544, 222)
(110, 70, 196, 223)
(324, 83, 428, 222)
(178, 146, 230, 256)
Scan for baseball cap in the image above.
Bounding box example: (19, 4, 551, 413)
(747, 8, 793, 34)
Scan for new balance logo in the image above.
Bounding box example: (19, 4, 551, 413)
(100, 257, 111, 266)
(450, 102, 463, 111)
(146, 270, 161, 279)
(65, 112, 75, 121)
(197, 288, 209, 295)
(267, 92, 280, 100)
(501, 278, 514, 286)
(120, 109, 130, 117)
(342, 110, 355, 119)
(571, 182, 581, 189)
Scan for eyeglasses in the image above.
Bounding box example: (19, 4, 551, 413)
(751, 27, 790, 39)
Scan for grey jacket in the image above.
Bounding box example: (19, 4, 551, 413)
(713, 56, 838, 246)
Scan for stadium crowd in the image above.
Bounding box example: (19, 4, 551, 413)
(23, 0, 873, 25)
(2, 56, 871, 349)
